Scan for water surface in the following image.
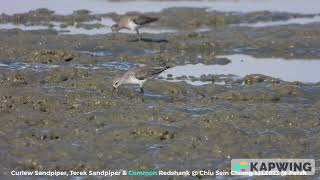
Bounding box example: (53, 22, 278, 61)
(0, 61, 138, 71)
(160, 54, 320, 85)
(238, 15, 320, 27)
(1, 54, 320, 85)
(0, 18, 176, 35)
(1, 0, 320, 15)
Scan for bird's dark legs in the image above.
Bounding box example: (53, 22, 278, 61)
(111, 87, 116, 97)
(136, 29, 141, 41)
(139, 86, 144, 102)
(139, 86, 144, 94)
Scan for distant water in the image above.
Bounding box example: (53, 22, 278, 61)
(1, 0, 320, 35)
(1, 0, 320, 15)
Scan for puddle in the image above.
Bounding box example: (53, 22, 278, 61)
(1, 0, 320, 15)
(0, 18, 112, 35)
(0, 62, 59, 72)
(0, 61, 138, 71)
(57, 18, 114, 35)
(78, 51, 113, 57)
(195, 27, 212, 33)
(78, 48, 159, 57)
(177, 107, 212, 115)
(159, 54, 320, 85)
(232, 47, 320, 57)
(238, 15, 320, 27)
(0, 23, 49, 31)
(0, 21, 112, 35)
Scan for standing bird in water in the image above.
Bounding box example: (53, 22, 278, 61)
(111, 15, 159, 41)
(112, 65, 169, 95)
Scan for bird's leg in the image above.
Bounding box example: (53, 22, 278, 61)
(139, 86, 145, 102)
(136, 29, 141, 41)
(112, 87, 116, 97)
(139, 86, 144, 94)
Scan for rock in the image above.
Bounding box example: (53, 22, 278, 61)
(146, 81, 188, 97)
(213, 89, 280, 102)
(272, 84, 303, 96)
(27, 49, 76, 64)
(244, 74, 280, 85)
(211, 58, 231, 65)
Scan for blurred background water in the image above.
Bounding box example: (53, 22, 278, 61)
(1, 0, 320, 15)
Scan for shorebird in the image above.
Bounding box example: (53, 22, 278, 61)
(112, 65, 169, 94)
(111, 15, 159, 41)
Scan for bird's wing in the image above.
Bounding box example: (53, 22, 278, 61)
(132, 16, 158, 25)
(118, 16, 129, 27)
(134, 66, 169, 80)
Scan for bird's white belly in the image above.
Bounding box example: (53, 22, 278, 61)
(128, 21, 139, 31)
(128, 76, 146, 86)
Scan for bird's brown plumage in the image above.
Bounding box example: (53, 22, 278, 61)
(134, 66, 169, 80)
(132, 16, 158, 25)
(117, 15, 158, 28)
(111, 15, 159, 40)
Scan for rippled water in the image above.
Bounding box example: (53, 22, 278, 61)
(0, 61, 138, 71)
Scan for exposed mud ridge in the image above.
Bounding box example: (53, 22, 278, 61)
(0, 6, 320, 177)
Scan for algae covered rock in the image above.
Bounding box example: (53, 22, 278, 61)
(27, 49, 76, 64)
(244, 74, 280, 85)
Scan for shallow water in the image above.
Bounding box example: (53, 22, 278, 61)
(160, 54, 320, 84)
(2, 54, 319, 84)
(78, 48, 159, 57)
(238, 15, 320, 27)
(0, 18, 177, 35)
(0, 61, 138, 71)
(0, 23, 49, 31)
(1, 0, 320, 15)
(4, 15, 320, 35)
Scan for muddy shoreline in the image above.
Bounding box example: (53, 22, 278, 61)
(0, 6, 320, 178)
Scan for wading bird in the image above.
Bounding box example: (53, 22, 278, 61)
(111, 15, 159, 41)
(112, 65, 169, 95)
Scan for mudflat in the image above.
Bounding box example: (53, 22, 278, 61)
(0, 5, 319, 177)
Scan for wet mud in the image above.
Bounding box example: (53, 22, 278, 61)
(0, 6, 320, 179)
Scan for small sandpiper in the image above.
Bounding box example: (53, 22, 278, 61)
(111, 15, 159, 41)
(112, 65, 169, 94)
